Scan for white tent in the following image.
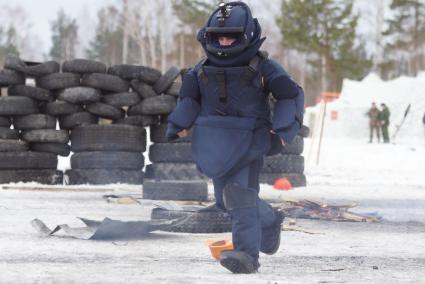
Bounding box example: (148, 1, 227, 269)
(306, 73, 425, 141)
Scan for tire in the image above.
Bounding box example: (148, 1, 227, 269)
(62, 59, 107, 74)
(113, 115, 158, 127)
(262, 154, 304, 174)
(259, 173, 307, 187)
(281, 135, 304, 155)
(70, 124, 147, 152)
(150, 123, 192, 143)
(71, 151, 144, 170)
(57, 87, 101, 104)
(41, 100, 83, 116)
(165, 81, 181, 96)
(30, 142, 70, 157)
(36, 73, 80, 90)
(149, 143, 193, 163)
(0, 169, 62, 185)
(153, 66, 180, 94)
(0, 152, 57, 169)
(86, 102, 124, 120)
(0, 127, 19, 139)
(0, 96, 38, 116)
(13, 114, 56, 130)
(81, 73, 129, 92)
(102, 92, 141, 107)
(0, 116, 11, 127)
(143, 180, 208, 201)
(0, 69, 25, 86)
(145, 163, 207, 181)
(130, 79, 157, 99)
(298, 125, 310, 138)
(59, 112, 98, 129)
(4, 55, 60, 77)
(21, 129, 69, 143)
(65, 169, 144, 185)
(108, 64, 161, 84)
(150, 207, 231, 233)
(0, 139, 29, 152)
(128, 95, 176, 116)
(8, 85, 54, 102)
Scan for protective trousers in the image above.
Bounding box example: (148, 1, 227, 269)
(212, 157, 277, 260)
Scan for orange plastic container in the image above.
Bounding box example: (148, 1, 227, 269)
(205, 239, 234, 260)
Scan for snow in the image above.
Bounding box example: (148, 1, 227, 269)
(306, 73, 425, 141)
(3, 73, 425, 282)
(1, 137, 425, 283)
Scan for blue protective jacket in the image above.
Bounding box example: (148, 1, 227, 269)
(166, 54, 304, 178)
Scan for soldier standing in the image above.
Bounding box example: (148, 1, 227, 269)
(379, 103, 390, 143)
(367, 102, 381, 143)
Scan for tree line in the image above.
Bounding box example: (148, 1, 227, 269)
(0, 0, 424, 105)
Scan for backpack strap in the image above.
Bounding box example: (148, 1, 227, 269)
(216, 69, 227, 103)
(241, 50, 269, 87)
(196, 57, 208, 85)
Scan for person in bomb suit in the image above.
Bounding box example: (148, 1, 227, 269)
(166, 2, 304, 274)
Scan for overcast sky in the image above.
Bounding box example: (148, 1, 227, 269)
(0, 0, 116, 58)
(0, 0, 383, 60)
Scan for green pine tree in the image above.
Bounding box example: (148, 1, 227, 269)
(49, 9, 78, 62)
(86, 6, 123, 66)
(0, 25, 19, 63)
(382, 0, 425, 78)
(172, 0, 215, 31)
(172, 0, 216, 66)
(277, 0, 372, 91)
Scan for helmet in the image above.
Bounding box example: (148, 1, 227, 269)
(198, 1, 263, 58)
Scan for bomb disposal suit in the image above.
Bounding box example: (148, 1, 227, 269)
(167, 2, 304, 273)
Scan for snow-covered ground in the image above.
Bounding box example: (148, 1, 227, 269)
(269, 137, 425, 223)
(0, 138, 424, 283)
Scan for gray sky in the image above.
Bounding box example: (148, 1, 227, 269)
(0, 0, 115, 59)
(0, 0, 380, 60)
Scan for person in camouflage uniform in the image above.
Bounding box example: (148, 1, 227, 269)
(379, 103, 390, 143)
(367, 102, 381, 143)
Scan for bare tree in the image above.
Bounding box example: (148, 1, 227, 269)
(374, 0, 385, 74)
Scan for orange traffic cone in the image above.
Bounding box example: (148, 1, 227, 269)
(274, 178, 292, 191)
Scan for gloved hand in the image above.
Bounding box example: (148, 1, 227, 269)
(270, 130, 285, 146)
(178, 129, 189, 138)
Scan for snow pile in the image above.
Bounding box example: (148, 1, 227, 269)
(307, 72, 425, 140)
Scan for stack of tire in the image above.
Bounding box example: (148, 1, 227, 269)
(259, 125, 309, 187)
(140, 67, 207, 202)
(67, 124, 147, 185)
(0, 56, 63, 184)
(143, 119, 209, 202)
(60, 61, 181, 184)
(108, 64, 180, 128)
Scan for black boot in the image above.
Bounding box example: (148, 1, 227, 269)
(219, 250, 260, 274)
(260, 210, 285, 255)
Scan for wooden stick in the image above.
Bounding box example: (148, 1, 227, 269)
(316, 100, 327, 165)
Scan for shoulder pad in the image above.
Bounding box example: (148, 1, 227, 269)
(195, 57, 207, 68)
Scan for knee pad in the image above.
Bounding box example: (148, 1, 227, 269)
(223, 182, 257, 211)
